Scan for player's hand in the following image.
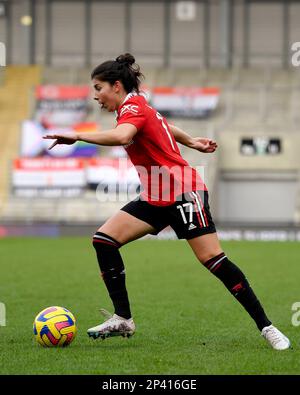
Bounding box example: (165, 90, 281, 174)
(190, 137, 218, 153)
(43, 132, 78, 150)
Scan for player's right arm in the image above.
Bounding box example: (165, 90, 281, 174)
(168, 124, 218, 153)
(43, 123, 138, 150)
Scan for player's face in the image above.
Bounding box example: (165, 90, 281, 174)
(93, 79, 121, 112)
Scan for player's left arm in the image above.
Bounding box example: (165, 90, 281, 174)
(168, 124, 218, 153)
(43, 123, 138, 150)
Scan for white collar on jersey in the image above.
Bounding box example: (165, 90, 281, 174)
(122, 91, 138, 105)
(115, 91, 137, 118)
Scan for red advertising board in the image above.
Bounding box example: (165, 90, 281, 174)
(150, 86, 220, 118)
(11, 157, 140, 197)
(35, 85, 90, 100)
(35, 85, 91, 126)
(12, 158, 86, 197)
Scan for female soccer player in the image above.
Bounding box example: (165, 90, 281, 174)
(44, 54, 290, 350)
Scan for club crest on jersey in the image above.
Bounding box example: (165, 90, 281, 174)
(120, 104, 139, 116)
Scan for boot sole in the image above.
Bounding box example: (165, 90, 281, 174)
(87, 331, 134, 340)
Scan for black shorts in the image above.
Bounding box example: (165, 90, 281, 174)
(121, 190, 216, 240)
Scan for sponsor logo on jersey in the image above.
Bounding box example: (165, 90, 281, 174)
(120, 104, 139, 117)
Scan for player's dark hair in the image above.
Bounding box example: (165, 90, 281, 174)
(91, 53, 144, 94)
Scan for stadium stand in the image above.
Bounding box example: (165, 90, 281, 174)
(1, 63, 300, 228)
(42, 66, 91, 85)
(0, 65, 41, 216)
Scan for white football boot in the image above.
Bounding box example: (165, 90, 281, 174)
(87, 308, 135, 340)
(261, 325, 291, 350)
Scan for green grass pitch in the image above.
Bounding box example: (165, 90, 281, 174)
(0, 237, 299, 375)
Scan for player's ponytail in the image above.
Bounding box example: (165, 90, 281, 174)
(91, 53, 144, 94)
(115, 53, 135, 66)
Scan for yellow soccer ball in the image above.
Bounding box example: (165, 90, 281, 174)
(33, 306, 77, 347)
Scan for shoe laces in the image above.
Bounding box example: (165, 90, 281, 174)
(99, 309, 126, 327)
(263, 326, 284, 345)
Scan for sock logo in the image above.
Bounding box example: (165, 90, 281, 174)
(231, 282, 243, 294)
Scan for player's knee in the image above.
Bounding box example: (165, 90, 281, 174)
(198, 251, 223, 265)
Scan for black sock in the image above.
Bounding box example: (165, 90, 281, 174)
(204, 253, 271, 331)
(92, 232, 131, 319)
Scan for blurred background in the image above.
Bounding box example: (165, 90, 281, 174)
(0, 0, 300, 240)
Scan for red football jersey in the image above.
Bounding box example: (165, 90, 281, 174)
(116, 94, 207, 206)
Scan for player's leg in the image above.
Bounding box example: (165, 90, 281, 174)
(170, 191, 290, 350)
(188, 233, 272, 330)
(88, 207, 159, 339)
(97, 209, 156, 245)
(187, 232, 290, 350)
(94, 210, 155, 314)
